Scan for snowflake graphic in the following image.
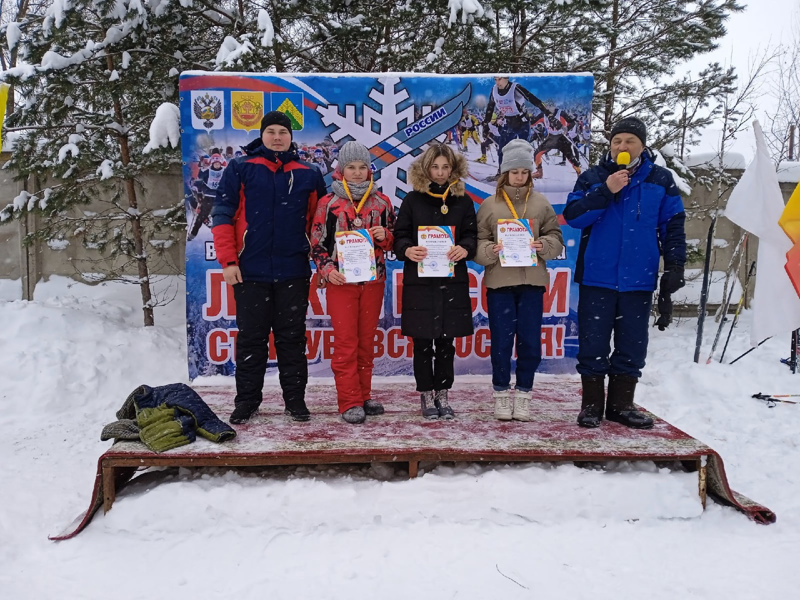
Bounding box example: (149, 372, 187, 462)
(317, 77, 443, 204)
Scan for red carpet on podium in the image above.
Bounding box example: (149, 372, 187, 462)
(50, 380, 775, 540)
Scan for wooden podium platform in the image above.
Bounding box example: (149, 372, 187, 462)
(50, 381, 775, 540)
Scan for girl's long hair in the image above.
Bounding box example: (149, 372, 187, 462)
(495, 169, 533, 200)
(417, 144, 458, 177)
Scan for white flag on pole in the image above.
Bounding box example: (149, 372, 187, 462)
(724, 121, 800, 346)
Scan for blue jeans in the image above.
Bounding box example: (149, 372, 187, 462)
(576, 285, 652, 378)
(487, 285, 545, 392)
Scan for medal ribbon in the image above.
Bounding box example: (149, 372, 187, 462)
(342, 178, 374, 217)
(501, 186, 531, 220)
(428, 182, 455, 210)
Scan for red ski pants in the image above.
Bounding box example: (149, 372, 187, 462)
(326, 281, 385, 413)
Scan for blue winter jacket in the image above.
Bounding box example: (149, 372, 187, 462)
(211, 138, 327, 283)
(563, 150, 686, 292)
(132, 383, 235, 443)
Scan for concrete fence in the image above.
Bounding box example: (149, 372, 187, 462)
(1, 154, 796, 309)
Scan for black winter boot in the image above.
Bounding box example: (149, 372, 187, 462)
(230, 401, 260, 424)
(284, 397, 311, 422)
(363, 399, 385, 416)
(606, 374, 654, 429)
(577, 375, 605, 428)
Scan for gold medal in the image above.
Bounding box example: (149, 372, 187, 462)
(429, 182, 455, 216)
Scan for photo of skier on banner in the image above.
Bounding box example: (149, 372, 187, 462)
(477, 114, 501, 165)
(458, 108, 482, 153)
(482, 76, 551, 181)
(531, 106, 583, 180)
(187, 149, 226, 241)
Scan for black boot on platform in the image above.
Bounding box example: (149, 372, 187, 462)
(606, 374, 653, 429)
(230, 401, 260, 424)
(363, 399, 385, 416)
(577, 375, 605, 428)
(284, 397, 311, 422)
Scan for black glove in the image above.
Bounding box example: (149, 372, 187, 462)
(655, 288, 673, 331)
(660, 265, 685, 294)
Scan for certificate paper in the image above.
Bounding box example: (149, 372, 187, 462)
(497, 219, 537, 267)
(418, 225, 455, 278)
(335, 229, 377, 283)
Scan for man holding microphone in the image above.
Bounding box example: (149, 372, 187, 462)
(563, 117, 687, 429)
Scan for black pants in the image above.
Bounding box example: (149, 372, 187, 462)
(233, 278, 309, 408)
(412, 337, 455, 392)
(535, 134, 580, 168)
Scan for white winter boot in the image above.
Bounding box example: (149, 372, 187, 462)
(512, 390, 532, 421)
(493, 389, 513, 421)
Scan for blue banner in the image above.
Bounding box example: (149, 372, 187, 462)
(179, 72, 594, 380)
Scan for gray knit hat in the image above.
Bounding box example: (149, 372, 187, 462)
(500, 139, 534, 173)
(337, 141, 371, 170)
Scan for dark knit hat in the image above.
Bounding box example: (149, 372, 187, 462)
(610, 116, 646, 146)
(260, 111, 293, 137)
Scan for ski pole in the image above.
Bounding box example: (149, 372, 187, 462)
(694, 216, 716, 363)
(752, 393, 799, 406)
(753, 393, 800, 399)
(720, 260, 757, 363)
(707, 245, 744, 364)
(729, 337, 772, 364)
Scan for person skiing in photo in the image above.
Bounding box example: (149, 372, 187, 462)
(563, 116, 686, 430)
(188, 150, 226, 241)
(531, 106, 583, 179)
(477, 113, 501, 165)
(459, 108, 482, 153)
(482, 76, 551, 180)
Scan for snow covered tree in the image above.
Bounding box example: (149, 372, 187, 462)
(569, 0, 744, 147)
(213, 0, 492, 74)
(763, 14, 800, 164)
(0, 1, 217, 325)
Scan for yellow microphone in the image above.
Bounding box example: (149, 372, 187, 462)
(616, 151, 631, 168)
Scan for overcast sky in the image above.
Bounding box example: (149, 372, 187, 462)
(686, 0, 799, 160)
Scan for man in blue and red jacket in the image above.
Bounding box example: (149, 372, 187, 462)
(564, 116, 686, 430)
(211, 111, 327, 424)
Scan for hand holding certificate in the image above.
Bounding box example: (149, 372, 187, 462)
(497, 219, 537, 267)
(418, 225, 455, 277)
(335, 229, 377, 283)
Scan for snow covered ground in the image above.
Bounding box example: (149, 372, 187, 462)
(1, 276, 799, 599)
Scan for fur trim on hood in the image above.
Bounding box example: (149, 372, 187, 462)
(408, 150, 468, 196)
